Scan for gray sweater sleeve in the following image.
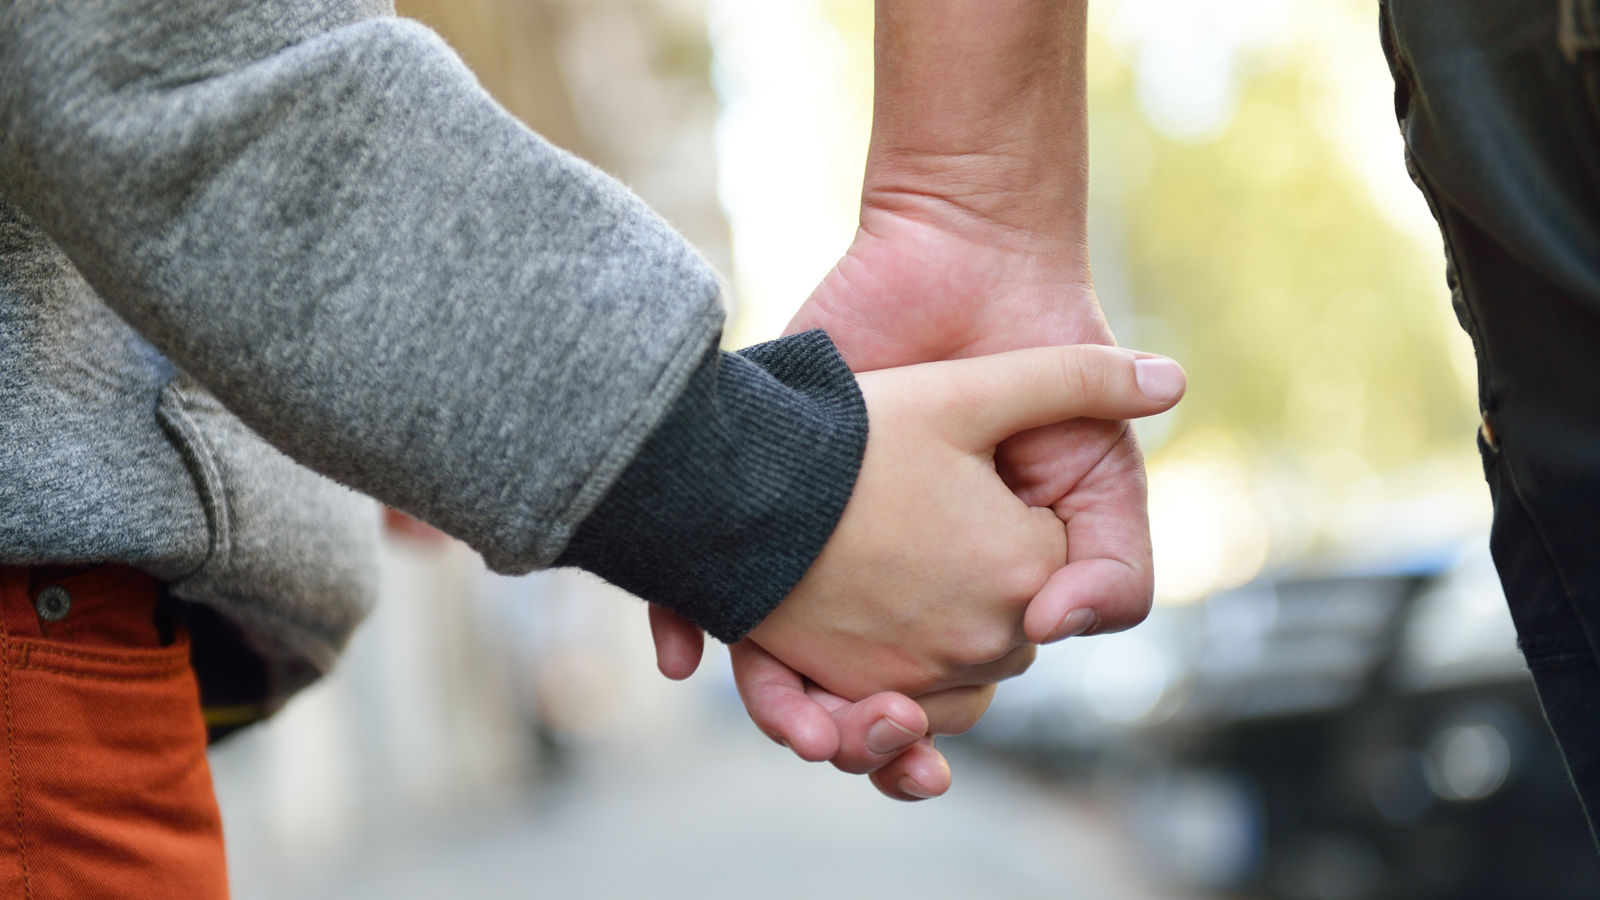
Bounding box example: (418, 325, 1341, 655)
(0, 0, 733, 572)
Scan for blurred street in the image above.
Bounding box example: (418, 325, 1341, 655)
(211, 540, 1600, 900)
(204, 6, 1580, 898)
(229, 716, 1198, 900)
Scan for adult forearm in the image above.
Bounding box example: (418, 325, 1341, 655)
(868, 0, 1088, 253)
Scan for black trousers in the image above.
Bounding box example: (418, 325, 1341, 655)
(1381, 0, 1600, 841)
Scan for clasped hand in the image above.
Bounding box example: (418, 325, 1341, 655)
(655, 343, 1182, 798)
(748, 345, 1183, 704)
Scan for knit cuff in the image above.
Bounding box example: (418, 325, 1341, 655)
(554, 330, 868, 642)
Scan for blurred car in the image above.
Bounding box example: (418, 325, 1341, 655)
(1103, 543, 1600, 900)
(967, 606, 1190, 773)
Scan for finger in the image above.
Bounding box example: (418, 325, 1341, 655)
(648, 605, 705, 680)
(1024, 431, 1155, 642)
(868, 739, 953, 801)
(918, 684, 997, 736)
(730, 640, 840, 762)
(800, 687, 929, 775)
(925, 346, 1185, 448)
(933, 642, 1038, 690)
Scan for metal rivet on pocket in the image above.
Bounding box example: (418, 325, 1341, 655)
(35, 586, 71, 622)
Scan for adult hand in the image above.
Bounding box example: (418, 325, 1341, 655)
(739, 345, 1178, 796)
(650, 215, 1153, 790)
(798, 208, 1151, 641)
(654, 325, 1174, 797)
(650, 0, 1151, 799)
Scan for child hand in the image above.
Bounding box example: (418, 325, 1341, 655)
(746, 345, 1185, 701)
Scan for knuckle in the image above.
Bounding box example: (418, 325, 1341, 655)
(1000, 644, 1038, 680)
(1058, 347, 1112, 403)
(1003, 556, 1058, 600)
(929, 687, 996, 736)
(907, 656, 950, 694)
(954, 628, 1019, 667)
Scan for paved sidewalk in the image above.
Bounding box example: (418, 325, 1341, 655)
(232, 717, 1199, 900)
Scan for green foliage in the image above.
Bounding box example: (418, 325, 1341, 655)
(1088, 42, 1477, 473)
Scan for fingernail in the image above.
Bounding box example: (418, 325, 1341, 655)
(898, 775, 938, 800)
(1135, 358, 1185, 402)
(1054, 607, 1098, 640)
(866, 717, 920, 756)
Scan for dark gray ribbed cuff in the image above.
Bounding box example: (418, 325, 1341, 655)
(554, 330, 868, 643)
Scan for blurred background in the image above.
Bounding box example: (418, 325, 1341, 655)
(212, 1, 1600, 898)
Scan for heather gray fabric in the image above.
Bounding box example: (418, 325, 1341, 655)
(0, 182, 381, 704)
(0, 0, 863, 705)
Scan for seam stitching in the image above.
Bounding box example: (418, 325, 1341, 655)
(10, 644, 187, 665)
(11, 659, 189, 683)
(1, 623, 34, 900)
(154, 381, 234, 581)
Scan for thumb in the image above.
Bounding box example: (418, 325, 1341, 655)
(931, 346, 1185, 448)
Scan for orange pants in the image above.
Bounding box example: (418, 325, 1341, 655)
(0, 566, 228, 899)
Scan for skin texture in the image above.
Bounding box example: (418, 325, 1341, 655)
(727, 346, 1178, 794)
(748, 347, 1179, 700)
(655, 0, 1152, 801)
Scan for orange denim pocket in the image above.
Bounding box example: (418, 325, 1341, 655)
(0, 567, 227, 900)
